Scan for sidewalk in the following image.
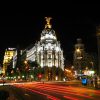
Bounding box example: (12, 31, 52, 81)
(81, 83, 100, 90)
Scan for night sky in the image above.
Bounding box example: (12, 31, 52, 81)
(0, 4, 100, 64)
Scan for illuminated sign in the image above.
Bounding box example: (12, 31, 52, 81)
(8, 48, 16, 50)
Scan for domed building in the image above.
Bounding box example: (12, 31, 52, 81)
(26, 17, 64, 80)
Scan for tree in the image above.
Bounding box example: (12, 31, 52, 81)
(6, 64, 12, 77)
(27, 60, 40, 80)
(28, 60, 39, 68)
(33, 67, 42, 81)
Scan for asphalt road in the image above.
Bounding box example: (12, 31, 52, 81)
(12, 82, 100, 100)
(0, 85, 47, 100)
(0, 81, 100, 100)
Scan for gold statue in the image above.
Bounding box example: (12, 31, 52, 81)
(45, 17, 52, 29)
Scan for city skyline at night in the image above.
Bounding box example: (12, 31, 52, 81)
(0, 15, 98, 64)
(0, 5, 100, 100)
(0, 5, 100, 64)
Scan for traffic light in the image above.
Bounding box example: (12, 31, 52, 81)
(38, 74, 42, 78)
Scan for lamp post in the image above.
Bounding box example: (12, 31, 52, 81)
(24, 60, 29, 80)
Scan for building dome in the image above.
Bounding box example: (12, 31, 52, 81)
(40, 17, 57, 43)
(26, 17, 64, 71)
(40, 29, 57, 43)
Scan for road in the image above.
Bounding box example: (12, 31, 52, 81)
(0, 81, 100, 100)
(9, 82, 100, 100)
(0, 85, 47, 100)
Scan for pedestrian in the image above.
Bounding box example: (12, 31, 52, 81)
(87, 78, 91, 86)
(2, 79, 5, 86)
(94, 77, 98, 88)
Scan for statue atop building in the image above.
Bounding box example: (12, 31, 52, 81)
(45, 17, 52, 29)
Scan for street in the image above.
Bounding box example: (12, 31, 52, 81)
(8, 81, 100, 100)
(0, 81, 100, 100)
(0, 85, 47, 100)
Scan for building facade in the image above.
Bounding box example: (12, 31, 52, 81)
(26, 17, 64, 70)
(73, 38, 96, 77)
(73, 38, 85, 75)
(12, 49, 17, 68)
(3, 48, 16, 74)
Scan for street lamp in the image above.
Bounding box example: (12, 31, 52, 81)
(24, 60, 28, 64)
(76, 48, 80, 52)
(76, 48, 82, 59)
(24, 60, 29, 80)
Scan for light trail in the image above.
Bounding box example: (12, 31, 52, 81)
(15, 83, 93, 99)
(12, 82, 100, 100)
(32, 84, 93, 99)
(32, 83, 100, 95)
(63, 96, 80, 100)
(14, 85, 60, 100)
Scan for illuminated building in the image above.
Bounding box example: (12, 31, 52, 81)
(0, 66, 3, 75)
(73, 38, 85, 75)
(26, 17, 64, 70)
(12, 50, 17, 68)
(73, 38, 96, 76)
(12, 49, 26, 70)
(74, 38, 85, 60)
(3, 48, 16, 74)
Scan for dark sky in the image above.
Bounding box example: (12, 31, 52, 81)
(0, 4, 100, 64)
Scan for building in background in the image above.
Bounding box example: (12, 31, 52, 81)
(73, 38, 85, 75)
(26, 17, 64, 70)
(2, 17, 64, 81)
(12, 50, 17, 69)
(3, 48, 16, 74)
(73, 38, 97, 77)
(0, 65, 3, 77)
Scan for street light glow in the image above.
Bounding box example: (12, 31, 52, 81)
(76, 48, 80, 52)
(24, 60, 27, 64)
